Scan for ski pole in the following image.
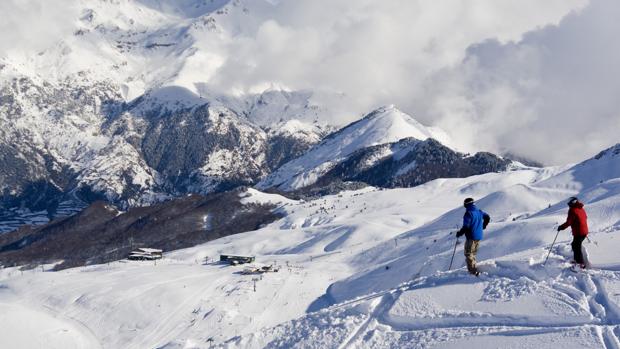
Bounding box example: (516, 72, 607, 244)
(448, 236, 459, 270)
(543, 227, 561, 266)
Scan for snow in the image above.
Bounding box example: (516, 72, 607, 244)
(1, 143, 620, 348)
(538, 143, 620, 192)
(1, 1, 618, 347)
(0, 299, 101, 348)
(257, 105, 456, 190)
(267, 119, 324, 144)
(239, 188, 295, 206)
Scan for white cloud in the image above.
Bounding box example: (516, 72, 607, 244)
(0, 0, 79, 54)
(419, 0, 620, 164)
(199, 0, 592, 163)
(7, 0, 615, 165)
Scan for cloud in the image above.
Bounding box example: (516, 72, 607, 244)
(5, 0, 615, 165)
(419, 0, 620, 164)
(0, 0, 79, 54)
(198, 0, 593, 163)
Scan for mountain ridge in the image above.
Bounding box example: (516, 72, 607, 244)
(258, 105, 510, 192)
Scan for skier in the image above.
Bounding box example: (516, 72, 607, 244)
(557, 197, 589, 269)
(456, 198, 490, 276)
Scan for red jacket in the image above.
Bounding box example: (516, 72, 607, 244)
(559, 202, 588, 237)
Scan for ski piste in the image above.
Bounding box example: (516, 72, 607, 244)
(1, 140, 619, 347)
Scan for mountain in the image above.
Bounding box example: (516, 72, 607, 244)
(1, 144, 619, 348)
(1, 72, 509, 234)
(0, 77, 324, 232)
(1, 0, 345, 120)
(1, 0, 511, 234)
(0, 0, 336, 231)
(258, 105, 511, 192)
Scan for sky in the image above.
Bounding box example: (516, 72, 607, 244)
(203, 0, 618, 165)
(416, 0, 620, 165)
(2, 0, 619, 165)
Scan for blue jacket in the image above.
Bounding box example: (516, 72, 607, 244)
(460, 204, 490, 240)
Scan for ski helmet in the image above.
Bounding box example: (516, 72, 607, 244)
(463, 198, 475, 207)
(567, 197, 578, 207)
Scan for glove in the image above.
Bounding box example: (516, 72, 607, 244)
(456, 228, 465, 238)
(557, 226, 562, 232)
(483, 215, 490, 230)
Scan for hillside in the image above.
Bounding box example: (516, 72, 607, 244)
(0, 189, 280, 270)
(0, 144, 618, 348)
(0, 80, 322, 232)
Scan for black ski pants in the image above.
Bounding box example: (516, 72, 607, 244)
(571, 235, 586, 264)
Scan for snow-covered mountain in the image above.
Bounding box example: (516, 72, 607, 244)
(1, 0, 343, 119)
(0, 73, 504, 233)
(258, 105, 509, 192)
(3, 0, 242, 98)
(1, 0, 338, 230)
(2, 1, 619, 347)
(1, 0, 517, 233)
(1, 143, 619, 348)
(0, 74, 325, 230)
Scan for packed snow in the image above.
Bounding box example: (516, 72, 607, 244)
(1, 144, 619, 348)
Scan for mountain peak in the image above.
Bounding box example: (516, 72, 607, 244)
(257, 106, 456, 191)
(331, 105, 453, 150)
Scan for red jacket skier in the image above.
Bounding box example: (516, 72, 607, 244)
(557, 197, 589, 268)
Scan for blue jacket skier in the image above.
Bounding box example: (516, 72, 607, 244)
(456, 198, 490, 276)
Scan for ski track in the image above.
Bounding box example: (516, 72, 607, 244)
(39, 303, 104, 349)
(337, 294, 394, 349)
(601, 326, 620, 349)
(313, 257, 620, 348)
(128, 278, 217, 349)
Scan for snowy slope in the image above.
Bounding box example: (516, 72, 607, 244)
(257, 105, 455, 191)
(229, 149, 620, 348)
(538, 143, 620, 191)
(3, 143, 620, 348)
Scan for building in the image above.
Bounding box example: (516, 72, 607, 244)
(220, 254, 255, 265)
(129, 248, 163, 260)
(241, 264, 280, 274)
